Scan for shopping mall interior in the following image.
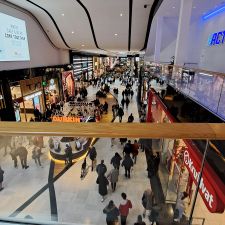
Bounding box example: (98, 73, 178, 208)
(0, 0, 225, 225)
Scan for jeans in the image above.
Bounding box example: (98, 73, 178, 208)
(120, 215, 127, 225)
(111, 182, 117, 191)
(125, 168, 130, 178)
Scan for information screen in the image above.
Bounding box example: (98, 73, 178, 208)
(0, 12, 30, 61)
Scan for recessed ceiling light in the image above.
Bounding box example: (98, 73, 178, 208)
(172, 6, 175, 9)
(61, 13, 64, 16)
(81, 44, 85, 47)
(193, 6, 196, 9)
(120, 13, 123, 16)
(72, 31, 74, 34)
(114, 33, 118, 36)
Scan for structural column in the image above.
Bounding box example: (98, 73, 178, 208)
(154, 17, 163, 63)
(174, 0, 193, 66)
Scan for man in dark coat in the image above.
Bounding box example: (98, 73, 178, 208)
(110, 152, 122, 170)
(17, 146, 29, 169)
(96, 160, 107, 176)
(89, 146, 97, 171)
(0, 166, 4, 191)
(128, 113, 134, 123)
(118, 107, 124, 123)
(103, 200, 120, 224)
(97, 174, 109, 202)
(122, 154, 133, 178)
(123, 140, 132, 156)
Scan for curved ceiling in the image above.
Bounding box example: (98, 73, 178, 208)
(6, 0, 156, 54)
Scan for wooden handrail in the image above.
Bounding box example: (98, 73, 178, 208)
(0, 122, 224, 139)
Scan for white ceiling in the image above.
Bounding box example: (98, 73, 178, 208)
(6, 0, 154, 55)
(145, 0, 225, 57)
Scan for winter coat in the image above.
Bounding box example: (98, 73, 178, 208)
(142, 189, 154, 210)
(122, 155, 133, 169)
(107, 168, 119, 183)
(96, 163, 107, 176)
(119, 199, 132, 216)
(110, 154, 122, 168)
(0, 168, 4, 183)
(97, 175, 109, 196)
(123, 143, 132, 155)
(103, 204, 119, 222)
(118, 108, 124, 117)
(132, 143, 139, 156)
(89, 147, 97, 161)
(17, 146, 28, 160)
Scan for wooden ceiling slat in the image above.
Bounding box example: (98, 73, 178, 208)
(0, 122, 224, 139)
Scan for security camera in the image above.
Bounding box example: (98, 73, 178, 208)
(144, 4, 147, 8)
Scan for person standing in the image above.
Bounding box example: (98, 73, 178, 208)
(127, 113, 134, 123)
(96, 159, 107, 176)
(132, 140, 139, 164)
(110, 152, 122, 170)
(0, 166, 4, 191)
(142, 188, 154, 218)
(125, 97, 130, 109)
(123, 140, 132, 156)
(121, 98, 125, 109)
(89, 146, 97, 171)
(130, 89, 134, 99)
(17, 146, 29, 169)
(97, 174, 109, 202)
(103, 200, 120, 225)
(107, 166, 119, 192)
(174, 192, 188, 222)
(119, 193, 132, 225)
(121, 154, 133, 178)
(10, 149, 18, 168)
(118, 107, 124, 123)
(32, 147, 42, 166)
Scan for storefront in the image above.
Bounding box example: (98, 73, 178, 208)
(61, 70, 75, 100)
(44, 78, 60, 106)
(18, 76, 45, 122)
(147, 89, 225, 223)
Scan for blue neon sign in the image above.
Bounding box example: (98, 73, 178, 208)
(203, 5, 225, 20)
(208, 31, 225, 46)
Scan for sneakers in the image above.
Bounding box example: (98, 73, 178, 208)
(174, 218, 180, 222)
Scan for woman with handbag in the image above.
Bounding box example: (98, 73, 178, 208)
(142, 188, 154, 218)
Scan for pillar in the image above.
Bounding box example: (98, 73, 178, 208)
(154, 17, 163, 63)
(174, 0, 193, 66)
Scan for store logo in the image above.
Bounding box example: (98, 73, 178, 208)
(208, 30, 225, 46)
(183, 150, 214, 209)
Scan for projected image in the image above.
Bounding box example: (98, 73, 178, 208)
(0, 12, 30, 61)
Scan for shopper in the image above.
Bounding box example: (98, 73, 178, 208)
(122, 90, 125, 98)
(123, 140, 132, 156)
(174, 192, 188, 222)
(64, 144, 73, 166)
(89, 146, 97, 171)
(96, 159, 107, 176)
(0, 166, 4, 191)
(97, 174, 109, 202)
(121, 154, 133, 178)
(128, 113, 134, 123)
(119, 193, 132, 225)
(32, 146, 42, 166)
(130, 90, 134, 99)
(134, 215, 146, 225)
(153, 152, 160, 173)
(80, 158, 87, 179)
(110, 152, 122, 170)
(17, 146, 29, 169)
(121, 98, 125, 109)
(125, 97, 130, 109)
(107, 166, 119, 192)
(142, 188, 154, 218)
(103, 101, 109, 114)
(118, 107, 124, 123)
(10, 149, 18, 168)
(132, 140, 139, 164)
(103, 200, 120, 225)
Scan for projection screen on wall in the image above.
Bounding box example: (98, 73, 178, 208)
(0, 12, 30, 61)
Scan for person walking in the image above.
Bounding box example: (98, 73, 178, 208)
(122, 90, 125, 98)
(121, 98, 125, 109)
(107, 166, 119, 192)
(96, 159, 107, 176)
(153, 152, 160, 173)
(80, 158, 87, 178)
(89, 146, 97, 171)
(10, 149, 18, 168)
(103, 200, 120, 225)
(110, 152, 122, 170)
(97, 174, 109, 202)
(121, 154, 133, 178)
(32, 147, 42, 166)
(118, 107, 124, 123)
(128, 113, 134, 123)
(130, 89, 134, 99)
(142, 188, 154, 218)
(125, 97, 130, 109)
(0, 166, 4, 191)
(17, 146, 29, 169)
(64, 144, 72, 166)
(134, 215, 146, 225)
(119, 193, 132, 225)
(174, 191, 188, 222)
(132, 140, 139, 164)
(123, 140, 132, 156)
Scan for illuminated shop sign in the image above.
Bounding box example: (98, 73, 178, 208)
(24, 91, 42, 100)
(52, 116, 81, 123)
(208, 30, 225, 46)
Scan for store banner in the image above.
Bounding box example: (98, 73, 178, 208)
(183, 145, 225, 213)
(62, 70, 75, 96)
(20, 76, 42, 97)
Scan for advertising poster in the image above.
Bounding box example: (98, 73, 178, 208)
(0, 12, 30, 61)
(62, 70, 75, 97)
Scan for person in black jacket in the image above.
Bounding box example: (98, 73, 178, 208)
(118, 107, 124, 123)
(0, 166, 4, 191)
(110, 152, 122, 170)
(89, 146, 97, 171)
(134, 215, 146, 225)
(128, 113, 134, 123)
(96, 160, 107, 176)
(125, 97, 130, 109)
(123, 140, 132, 156)
(122, 154, 133, 178)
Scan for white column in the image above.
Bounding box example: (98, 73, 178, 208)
(154, 17, 163, 63)
(174, 0, 193, 66)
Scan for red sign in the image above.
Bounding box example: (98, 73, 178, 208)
(183, 145, 225, 213)
(62, 70, 75, 96)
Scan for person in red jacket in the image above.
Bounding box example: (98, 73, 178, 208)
(119, 192, 132, 225)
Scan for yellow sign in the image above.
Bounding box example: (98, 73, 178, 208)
(52, 116, 81, 123)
